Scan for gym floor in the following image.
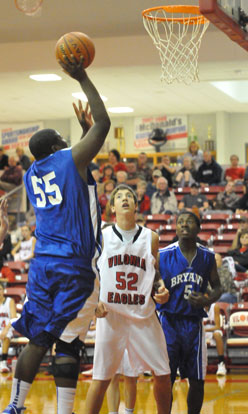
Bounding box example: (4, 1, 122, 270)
(0, 372, 248, 413)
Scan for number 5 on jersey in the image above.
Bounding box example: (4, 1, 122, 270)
(31, 171, 63, 207)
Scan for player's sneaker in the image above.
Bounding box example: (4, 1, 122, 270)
(216, 362, 227, 376)
(2, 405, 26, 414)
(0, 360, 10, 373)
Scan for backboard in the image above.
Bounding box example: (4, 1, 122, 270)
(199, 0, 248, 52)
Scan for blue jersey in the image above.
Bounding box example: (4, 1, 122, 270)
(24, 148, 101, 263)
(157, 242, 215, 318)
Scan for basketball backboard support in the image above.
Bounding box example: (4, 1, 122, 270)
(199, 0, 248, 52)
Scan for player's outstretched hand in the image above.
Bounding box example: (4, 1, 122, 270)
(154, 283, 170, 305)
(73, 100, 93, 133)
(188, 291, 208, 308)
(95, 301, 108, 318)
(58, 55, 87, 81)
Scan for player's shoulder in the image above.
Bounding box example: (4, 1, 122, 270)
(159, 241, 179, 255)
(197, 243, 215, 257)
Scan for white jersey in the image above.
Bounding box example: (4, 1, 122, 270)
(0, 297, 11, 331)
(18, 237, 35, 261)
(98, 225, 156, 319)
(203, 303, 215, 329)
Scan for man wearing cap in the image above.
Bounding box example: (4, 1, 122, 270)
(178, 183, 209, 213)
(157, 211, 222, 414)
(146, 169, 162, 199)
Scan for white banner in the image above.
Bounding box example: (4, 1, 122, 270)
(0, 122, 44, 155)
(134, 115, 188, 151)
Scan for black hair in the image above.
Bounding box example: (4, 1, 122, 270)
(110, 184, 137, 206)
(176, 210, 201, 228)
(29, 129, 63, 160)
(109, 149, 121, 162)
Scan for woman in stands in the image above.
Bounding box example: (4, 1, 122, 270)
(0, 282, 17, 373)
(11, 225, 36, 263)
(228, 230, 248, 272)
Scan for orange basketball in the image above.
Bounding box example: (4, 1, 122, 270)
(55, 32, 95, 69)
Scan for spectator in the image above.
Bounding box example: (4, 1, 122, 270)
(101, 165, 116, 183)
(213, 181, 240, 211)
(126, 161, 139, 189)
(116, 170, 128, 185)
(178, 183, 209, 213)
(156, 155, 176, 188)
(0, 231, 12, 269)
(235, 180, 248, 213)
(225, 154, 245, 183)
(146, 169, 162, 199)
(90, 165, 104, 196)
(230, 216, 248, 250)
(174, 156, 196, 188)
(228, 230, 248, 272)
(98, 180, 115, 214)
(100, 149, 127, 174)
(0, 282, 17, 373)
(215, 253, 238, 303)
(16, 146, 31, 171)
(151, 176, 177, 214)
(136, 180, 150, 215)
(0, 156, 22, 192)
(196, 151, 223, 186)
(203, 299, 227, 376)
(136, 152, 152, 182)
(11, 224, 36, 262)
(0, 147, 9, 170)
(183, 140, 203, 170)
(135, 213, 146, 226)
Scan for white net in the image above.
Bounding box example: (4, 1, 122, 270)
(15, 0, 43, 16)
(143, 6, 209, 84)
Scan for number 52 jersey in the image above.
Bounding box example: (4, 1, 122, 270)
(98, 225, 156, 320)
(24, 148, 101, 261)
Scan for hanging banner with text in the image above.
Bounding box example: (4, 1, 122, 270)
(0, 122, 44, 155)
(134, 115, 188, 150)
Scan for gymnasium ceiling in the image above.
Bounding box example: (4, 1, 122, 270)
(1, 0, 248, 122)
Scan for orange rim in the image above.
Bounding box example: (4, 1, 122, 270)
(142, 5, 208, 25)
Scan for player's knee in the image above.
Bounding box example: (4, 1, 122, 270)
(52, 356, 80, 380)
(52, 337, 83, 380)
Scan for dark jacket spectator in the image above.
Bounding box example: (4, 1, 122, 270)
(196, 151, 222, 185)
(16, 147, 31, 171)
(0, 147, 8, 170)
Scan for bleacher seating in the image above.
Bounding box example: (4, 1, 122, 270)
(226, 305, 248, 367)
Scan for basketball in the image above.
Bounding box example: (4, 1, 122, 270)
(55, 32, 95, 69)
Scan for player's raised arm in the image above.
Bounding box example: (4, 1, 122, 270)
(60, 56, 111, 178)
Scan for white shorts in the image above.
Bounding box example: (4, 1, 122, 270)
(93, 310, 171, 380)
(205, 329, 223, 347)
(59, 278, 99, 343)
(116, 349, 144, 377)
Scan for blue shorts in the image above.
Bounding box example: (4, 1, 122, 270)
(159, 312, 207, 383)
(13, 255, 97, 347)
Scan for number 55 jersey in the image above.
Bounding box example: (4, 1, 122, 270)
(99, 224, 156, 319)
(24, 148, 101, 261)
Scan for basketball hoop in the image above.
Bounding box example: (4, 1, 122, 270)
(142, 5, 209, 84)
(15, 0, 43, 16)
